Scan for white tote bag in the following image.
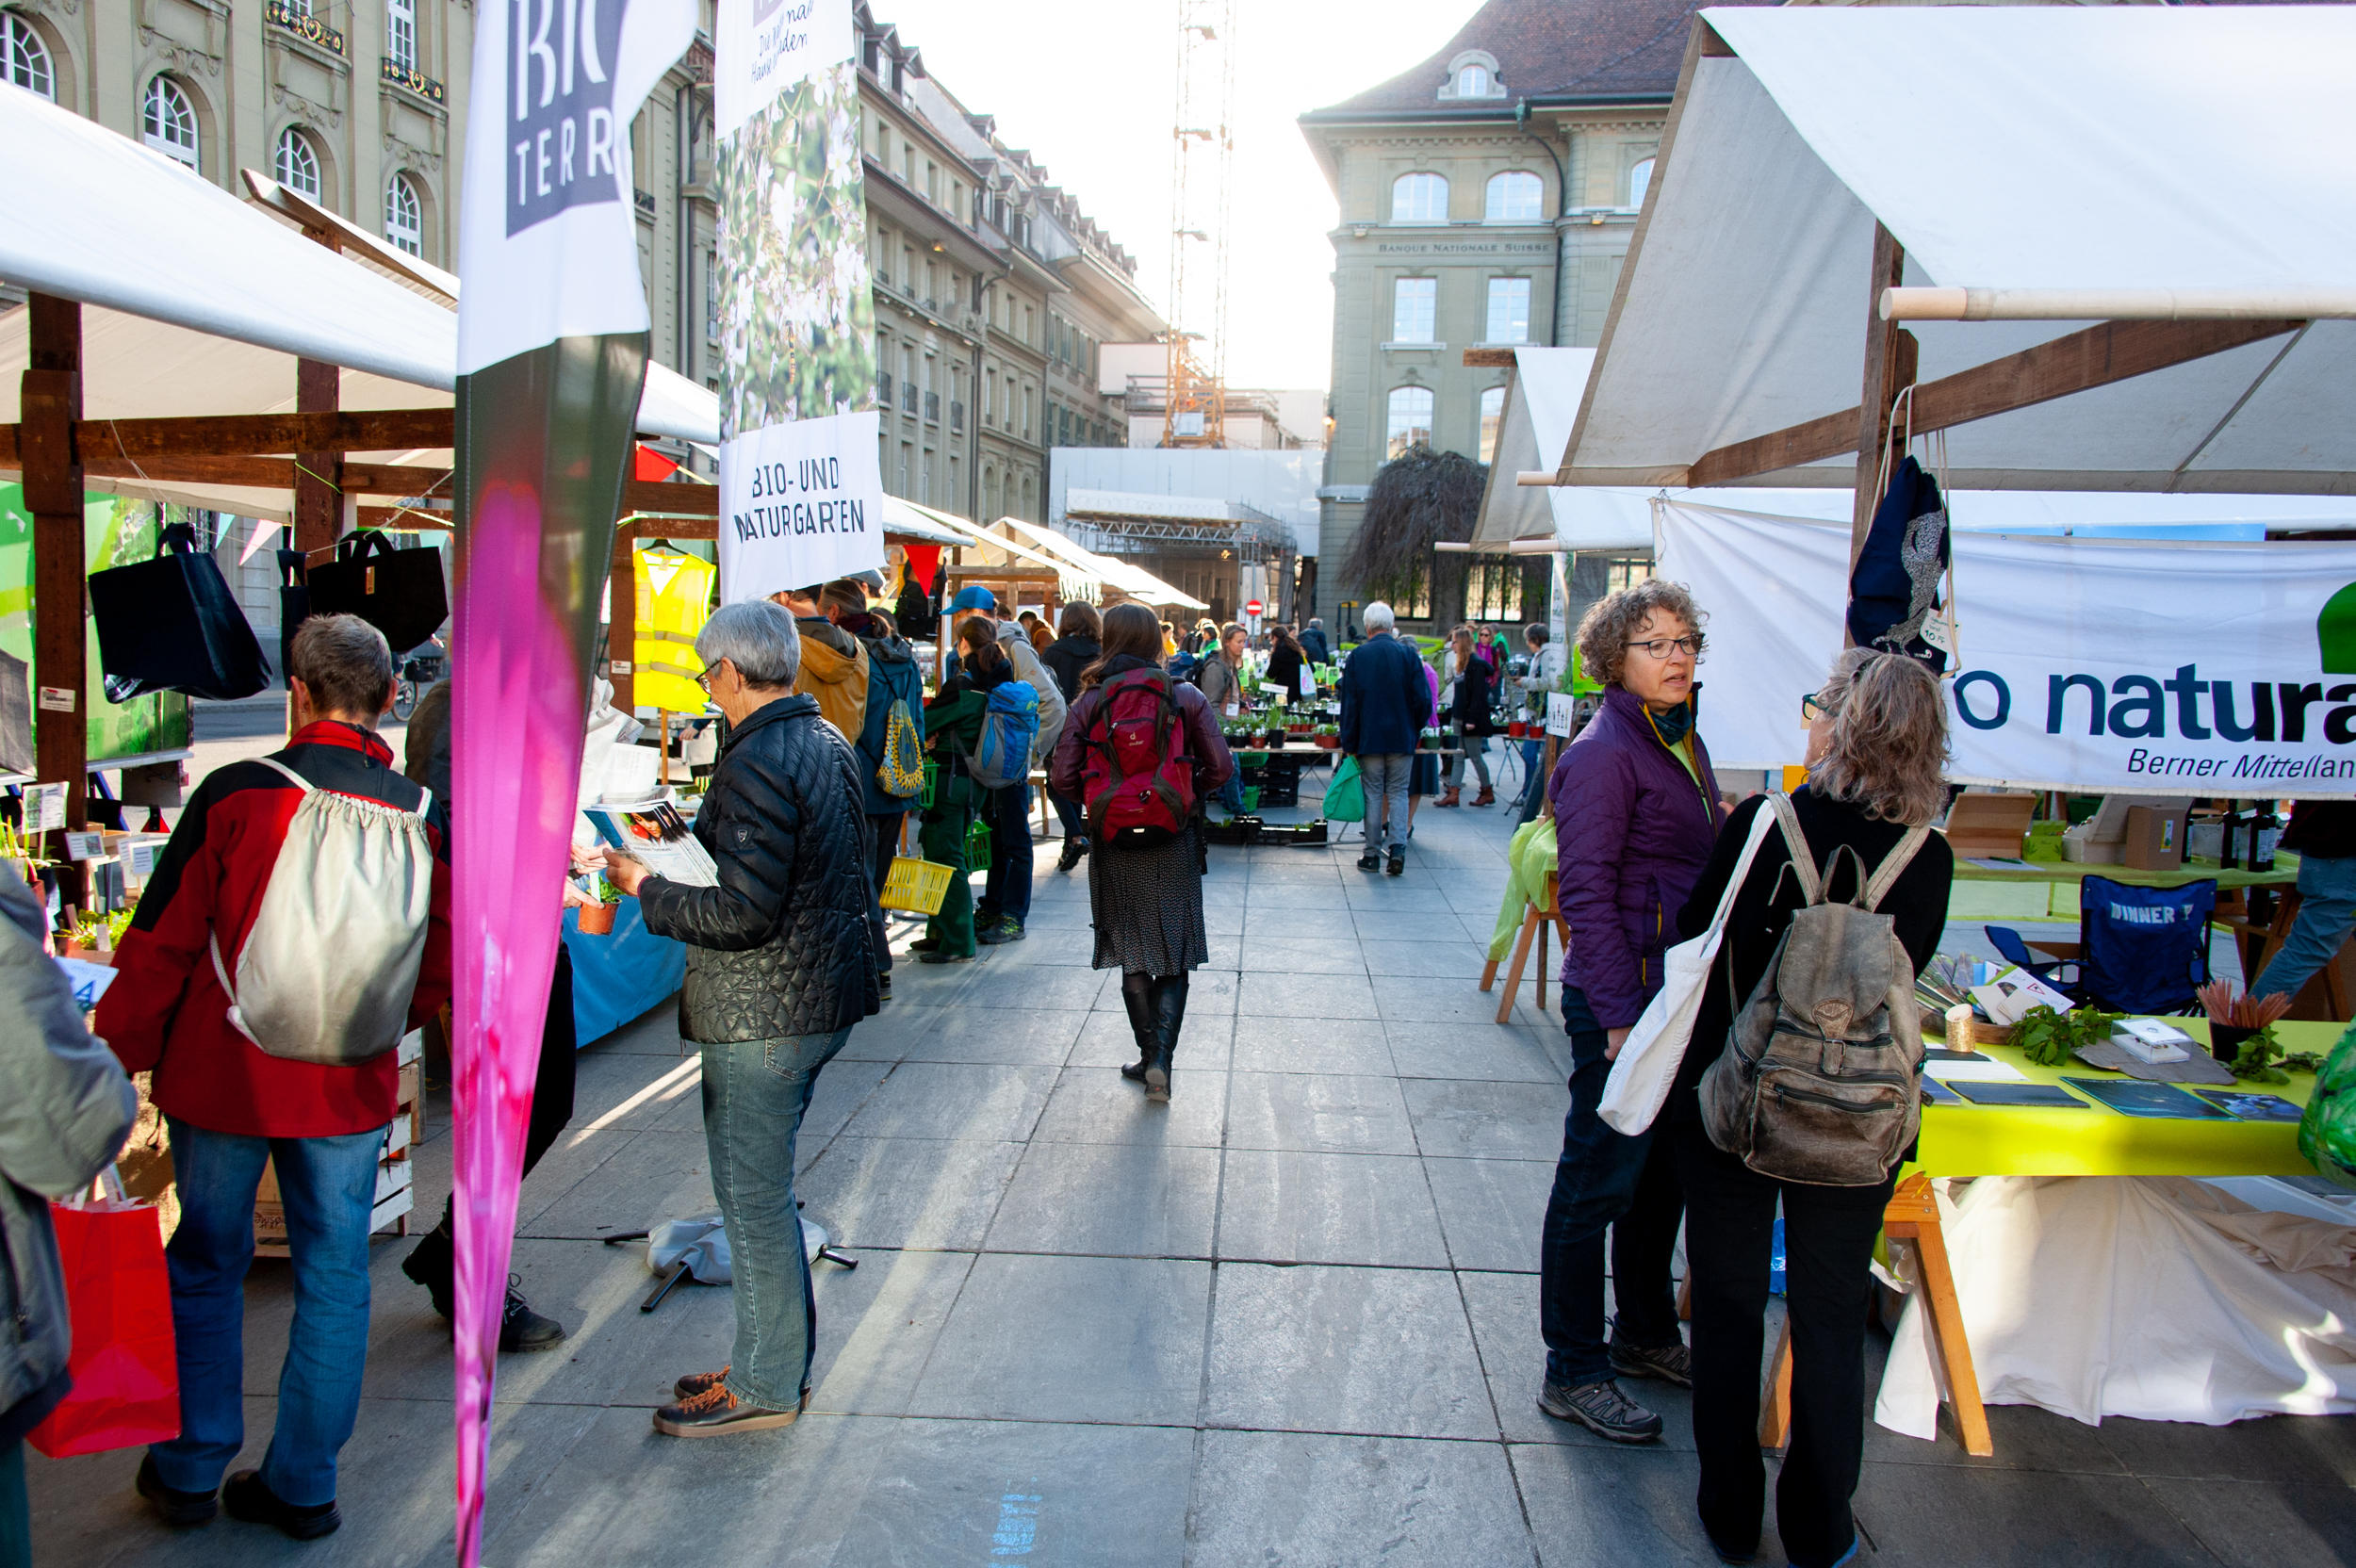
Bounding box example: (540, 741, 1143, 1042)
(1597, 802, 1781, 1135)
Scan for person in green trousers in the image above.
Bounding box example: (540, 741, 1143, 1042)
(911, 615, 1007, 963)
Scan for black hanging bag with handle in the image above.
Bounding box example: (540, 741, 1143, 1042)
(306, 529, 449, 651)
(87, 522, 272, 702)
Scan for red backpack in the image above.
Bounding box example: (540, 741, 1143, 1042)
(1082, 667, 1199, 845)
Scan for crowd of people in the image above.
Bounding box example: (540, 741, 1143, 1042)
(7, 560, 1975, 1568)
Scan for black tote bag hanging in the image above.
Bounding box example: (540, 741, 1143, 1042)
(88, 522, 272, 702)
(306, 529, 450, 652)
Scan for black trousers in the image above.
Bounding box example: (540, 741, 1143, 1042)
(866, 811, 905, 974)
(1672, 1117, 1892, 1568)
(429, 943, 579, 1241)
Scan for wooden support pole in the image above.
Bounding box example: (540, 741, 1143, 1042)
(293, 356, 343, 558)
(608, 521, 637, 710)
(22, 294, 86, 893)
(1850, 223, 1917, 566)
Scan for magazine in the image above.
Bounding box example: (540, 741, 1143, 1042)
(2061, 1077, 2230, 1119)
(2188, 1088, 2306, 1123)
(582, 799, 717, 888)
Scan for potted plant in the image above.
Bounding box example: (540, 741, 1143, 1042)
(577, 875, 621, 935)
(1314, 724, 1341, 750)
(1418, 727, 1444, 751)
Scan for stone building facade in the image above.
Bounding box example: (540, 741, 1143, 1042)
(1298, 0, 1763, 625)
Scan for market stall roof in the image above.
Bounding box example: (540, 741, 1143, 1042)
(0, 83, 718, 518)
(876, 496, 966, 547)
(901, 500, 1102, 603)
(988, 514, 1208, 611)
(1548, 5, 2356, 495)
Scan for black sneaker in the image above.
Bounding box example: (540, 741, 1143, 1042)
(223, 1469, 340, 1541)
(1536, 1378, 1662, 1444)
(500, 1278, 565, 1353)
(136, 1455, 217, 1527)
(977, 917, 1024, 945)
(652, 1382, 809, 1438)
(1610, 1335, 1693, 1388)
(1057, 837, 1088, 872)
(908, 935, 941, 953)
(1357, 851, 1381, 872)
(401, 1225, 455, 1318)
(1385, 851, 1406, 877)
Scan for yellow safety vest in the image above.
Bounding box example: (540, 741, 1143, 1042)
(633, 546, 714, 712)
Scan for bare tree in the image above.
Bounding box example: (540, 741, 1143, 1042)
(1341, 444, 1488, 621)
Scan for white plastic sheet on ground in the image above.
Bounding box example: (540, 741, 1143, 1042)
(1876, 1176, 2356, 1436)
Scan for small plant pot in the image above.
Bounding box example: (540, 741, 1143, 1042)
(1262, 729, 1288, 750)
(577, 902, 618, 935)
(2207, 1021, 2254, 1064)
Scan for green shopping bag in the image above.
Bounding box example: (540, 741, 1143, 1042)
(2299, 1023, 2356, 1191)
(1324, 755, 1366, 822)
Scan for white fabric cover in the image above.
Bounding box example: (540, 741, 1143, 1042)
(1877, 1176, 2356, 1436)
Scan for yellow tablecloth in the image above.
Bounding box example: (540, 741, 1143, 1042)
(1912, 1019, 2338, 1180)
(1948, 855, 2296, 921)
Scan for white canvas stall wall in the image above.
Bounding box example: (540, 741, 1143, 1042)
(1652, 500, 2356, 796)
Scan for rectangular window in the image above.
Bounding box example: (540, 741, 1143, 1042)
(386, 0, 417, 73)
(703, 251, 718, 343)
(1466, 561, 1523, 621)
(1485, 277, 1530, 344)
(1603, 557, 1650, 595)
(1392, 278, 1436, 344)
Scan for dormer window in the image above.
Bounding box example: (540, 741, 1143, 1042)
(1442, 50, 1503, 102)
(1458, 64, 1488, 98)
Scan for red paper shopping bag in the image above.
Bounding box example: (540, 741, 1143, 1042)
(26, 1199, 180, 1459)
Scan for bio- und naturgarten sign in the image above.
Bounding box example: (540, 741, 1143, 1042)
(712, 0, 885, 601)
(1657, 502, 2356, 797)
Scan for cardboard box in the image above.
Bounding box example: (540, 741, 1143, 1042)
(2123, 804, 2189, 871)
(1943, 792, 2037, 859)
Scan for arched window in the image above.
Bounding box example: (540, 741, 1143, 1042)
(1386, 386, 1433, 460)
(142, 75, 199, 170)
(1628, 157, 1656, 211)
(385, 0, 417, 74)
(1485, 171, 1542, 222)
(384, 172, 423, 255)
(274, 126, 321, 200)
(1457, 63, 1488, 98)
(1389, 172, 1448, 224)
(3, 12, 55, 101)
(1479, 385, 1507, 465)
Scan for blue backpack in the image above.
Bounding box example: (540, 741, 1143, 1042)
(971, 679, 1040, 790)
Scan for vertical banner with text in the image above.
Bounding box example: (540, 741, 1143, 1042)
(714, 0, 884, 601)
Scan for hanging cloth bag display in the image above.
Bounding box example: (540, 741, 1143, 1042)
(306, 529, 450, 652)
(87, 522, 272, 702)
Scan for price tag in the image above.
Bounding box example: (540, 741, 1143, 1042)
(127, 840, 165, 877)
(37, 686, 74, 712)
(1545, 692, 1577, 738)
(24, 782, 66, 834)
(62, 830, 106, 861)
(609, 660, 633, 675)
(1922, 615, 1955, 657)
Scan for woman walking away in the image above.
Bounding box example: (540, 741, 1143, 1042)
(1536, 579, 1722, 1445)
(1440, 625, 1497, 808)
(1265, 623, 1308, 702)
(1051, 602, 1233, 1104)
(1671, 651, 1953, 1568)
(909, 616, 1008, 963)
(1041, 603, 1103, 872)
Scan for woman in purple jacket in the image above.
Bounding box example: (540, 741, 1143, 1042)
(1535, 580, 1723, 1444)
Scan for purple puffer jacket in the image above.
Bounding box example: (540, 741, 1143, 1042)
(1549, 685, 1725, 1029)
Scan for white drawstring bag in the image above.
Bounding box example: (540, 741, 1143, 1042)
(1598, 802, 1780, 1135)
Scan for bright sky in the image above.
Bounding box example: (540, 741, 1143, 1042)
(870, 0, 1487, 397)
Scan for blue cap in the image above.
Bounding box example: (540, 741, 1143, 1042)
(948, 585, 997, 613)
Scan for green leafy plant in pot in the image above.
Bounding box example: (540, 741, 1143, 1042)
(577, 874, 622, 935)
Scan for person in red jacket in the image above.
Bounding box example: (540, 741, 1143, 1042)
(101, 614, 450, 1542)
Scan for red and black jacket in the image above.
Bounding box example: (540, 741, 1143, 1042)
(95, 721, 452, 1138)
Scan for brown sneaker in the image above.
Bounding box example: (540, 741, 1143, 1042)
(652, 1380, 809, 1438)
(672, 1365, 729, 1400)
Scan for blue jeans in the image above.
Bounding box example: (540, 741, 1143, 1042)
(1358, 753, 1412, 857)
(2250, 854, 2356, 1002)
(1538, 989, 1686, 1387)
(702, 1027, 850, 1410)
(151, 1118, 386, 1505)
(976, 781, 1033, 926)
(1048, 786, 1088, 843)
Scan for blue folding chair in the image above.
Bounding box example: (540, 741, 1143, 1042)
(1982, 923, 2080, 1000)
(2076, 876, 2216, 1015)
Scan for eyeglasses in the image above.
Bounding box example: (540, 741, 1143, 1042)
(1801, 690, 1830, 723)
(695, 660, 727, 694)
(1623, 635, 1705, 661)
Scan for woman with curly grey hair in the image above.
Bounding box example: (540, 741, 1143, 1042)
(1667, 648, 1954, 1567)
(1534, 578, 1721, 1445)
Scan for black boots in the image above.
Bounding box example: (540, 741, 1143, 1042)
(1144, 974, 1188, 1104)
(1118, 972, 1156, 1084)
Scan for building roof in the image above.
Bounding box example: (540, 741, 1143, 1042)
(1303, 0, 1765, 120)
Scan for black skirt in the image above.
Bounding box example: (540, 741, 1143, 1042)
(1088, 822, 1210, 975)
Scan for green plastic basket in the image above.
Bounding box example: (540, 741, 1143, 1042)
(965, 818, 992, 873)
(1240, 786, 1262, 813)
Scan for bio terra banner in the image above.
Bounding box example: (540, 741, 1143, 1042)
(1654, 502, 2356, 797)
(713, 0, 885, 601)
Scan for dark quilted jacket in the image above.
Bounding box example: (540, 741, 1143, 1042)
(639, 694, 881, 1042)
(1548, 685, 1725, 1029)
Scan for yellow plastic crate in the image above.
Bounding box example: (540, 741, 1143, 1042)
(879, 856, 956, 916)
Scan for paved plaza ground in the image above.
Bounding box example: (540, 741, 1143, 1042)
(27, 737, 2356, 1565)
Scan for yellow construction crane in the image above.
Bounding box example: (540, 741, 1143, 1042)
(1164, 0, 1234, 449)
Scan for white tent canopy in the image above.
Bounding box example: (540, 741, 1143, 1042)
(1554, 6, 2356, 495)
(0, 83, 718, 518)
(989, 514, 1208, 612)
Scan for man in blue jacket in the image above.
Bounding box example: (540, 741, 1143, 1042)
(829, 580, 925, 1001)
(1337, 600, 1430, 876)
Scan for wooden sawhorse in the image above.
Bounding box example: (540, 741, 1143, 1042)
(1481, 870, 1568, 1024)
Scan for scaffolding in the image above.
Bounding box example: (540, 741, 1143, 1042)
(1163, 0, 1234, 449)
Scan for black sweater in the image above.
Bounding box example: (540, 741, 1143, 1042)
(1666, 788, 1955, 1124)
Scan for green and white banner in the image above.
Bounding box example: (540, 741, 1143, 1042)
(713, 0, 883, 601)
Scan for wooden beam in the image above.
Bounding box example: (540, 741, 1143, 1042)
(0, 408, 455, 464)
(294, 358, 341, 556)
(35, 453, 455, 496)
(622, 479, 718, 518)
(24, 293, 86, 890)
(607, 521, 638, 710)
(1851, 224, 1914, 564)
(1461, 349, 1517, 368)
(1683, 315, 2303, 491)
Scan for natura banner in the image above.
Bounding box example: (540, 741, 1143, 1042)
(713, 0, 884, 601)
(1655, 502, 2356, 797)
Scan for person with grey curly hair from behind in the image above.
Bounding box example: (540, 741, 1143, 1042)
(1667, 648, 1953, 1567)
(599, 598, 881, 1439)
(1535, 578, 1721, 1446)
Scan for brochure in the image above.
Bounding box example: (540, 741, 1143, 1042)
(1971, 964, 2075, 1027)
(1919, 1076, 1963, 1106)
(2188, 1088, 2306, 1123)
(1947, 1080, 2087, 1109)
(1922, 1056, 2027, 1085)
(2061, 1077, 2230, 1119)
(582, 799, 717, 888)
